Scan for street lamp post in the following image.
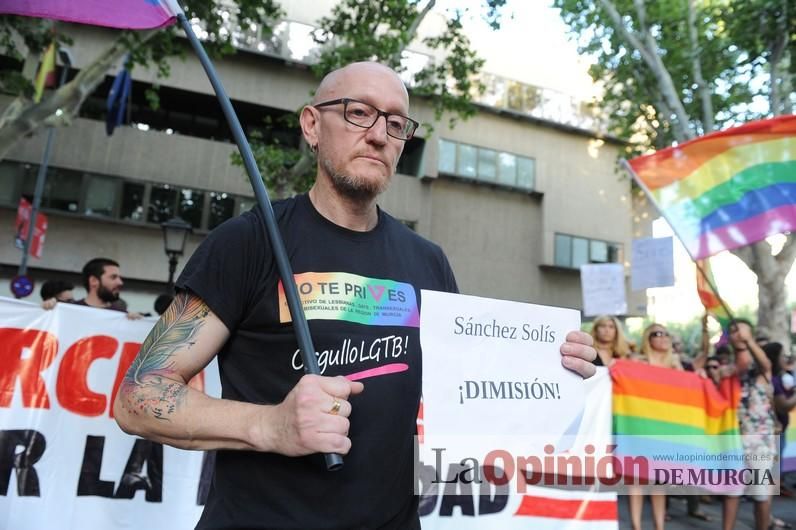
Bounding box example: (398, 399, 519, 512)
(161, 217, 192, 293)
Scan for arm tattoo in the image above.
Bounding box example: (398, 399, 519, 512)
(121, 292, 210, 420)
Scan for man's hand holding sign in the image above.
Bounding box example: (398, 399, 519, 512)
(419, 290, 595, 486)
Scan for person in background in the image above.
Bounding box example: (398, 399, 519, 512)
(723, 319, 777, 530)
(589, 315, 630, 366)
(765, 342, 796, 501)
(627, 323, 684, 530)
(42, 257, 142, 319)
(715, 344, 732, 366)
(704, 355, 723, 387)
(40, 279, 74, 303)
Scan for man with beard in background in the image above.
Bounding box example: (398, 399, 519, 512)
(69, 257, 142, 318)
(73, 257, 125, 310)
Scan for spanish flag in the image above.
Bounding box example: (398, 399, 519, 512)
(628, 115, 796, 259)
(33, 42, 56, 102)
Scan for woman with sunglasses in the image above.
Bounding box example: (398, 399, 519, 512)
(589, 315, 631, 367)
(627, 323, 683, 530)
(641, 323, 684, 370)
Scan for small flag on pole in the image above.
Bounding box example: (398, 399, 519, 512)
(695, 259, 731, 330)
(0, 0, 181, 30)
(33, 42, 56, 102)
(627, 115, 796, 259)
(14, 197, 48, 259)
(106, 61, 132, 136)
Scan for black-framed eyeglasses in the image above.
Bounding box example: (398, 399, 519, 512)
(313, 98, 419, 141)
(650, 330, 670, 338)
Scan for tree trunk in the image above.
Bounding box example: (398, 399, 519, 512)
(757, 269, 790, 347)
(0, 29, 158, 161)
(598, 0, 694, 140)
(732, 235, 796, 350)
(687, 0, 714, 132)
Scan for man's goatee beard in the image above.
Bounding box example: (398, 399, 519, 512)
(322, 157, 389, 202)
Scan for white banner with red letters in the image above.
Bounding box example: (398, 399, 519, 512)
(0, 296, 615, 529)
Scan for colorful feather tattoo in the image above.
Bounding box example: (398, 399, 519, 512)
(121, 292, 210, 420)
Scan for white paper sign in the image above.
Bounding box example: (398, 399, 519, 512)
(631, 237, 674, 290)
(580, 263, 627, 317)
(420, 290, 585, 463)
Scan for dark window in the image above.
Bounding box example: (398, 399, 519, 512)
(21, 166, 82, 213)
(120, 182, 145, 222)
(0, 161, 23, 205)
(84, 175, 117, 217)
(178, 188, 204, 228)
(148, 184, 177, 223)
(396, 137, 425, 177)
(209, 192, 235, 229)
(554, 232, 623, 268)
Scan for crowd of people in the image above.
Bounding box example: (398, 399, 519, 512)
(590, 314, 796, 530)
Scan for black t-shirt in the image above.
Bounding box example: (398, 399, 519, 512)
(177, 194, 458, 529)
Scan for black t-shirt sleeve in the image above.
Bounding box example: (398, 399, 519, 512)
(176, 212, 267, 332)
(439, 250, 459, 294)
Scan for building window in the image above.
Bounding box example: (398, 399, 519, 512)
(497, 152, 517, 186)
(209, 191, 235, 229)
(458, 143, 477, 178)
(438, 139, 457, 174)
(21, 166, 82, 213)
(554, 233, 623, 268)
(178, 188, 204, 228)
(237, 196, 256, 215)
(120, 182, 145, 222)
(396, 137, 425, 177)
(438, 138, 535, 190)
(0, 162, 23, 205)
(147, 184, 177, 223)
(84, 175, 117, 217)
(2, 160, 251, 232)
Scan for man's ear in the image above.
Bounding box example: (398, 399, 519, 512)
(299, 105, 319, 151)
(88, 275, 99, 292)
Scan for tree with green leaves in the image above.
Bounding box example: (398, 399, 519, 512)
(0, 0, 282, 160)
(233, 0, 506, 199)
(555, 0, 795, 346)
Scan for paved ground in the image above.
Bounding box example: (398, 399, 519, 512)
(618, 474, 796, 529)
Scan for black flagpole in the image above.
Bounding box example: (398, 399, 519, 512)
(172, 5, 341, 471)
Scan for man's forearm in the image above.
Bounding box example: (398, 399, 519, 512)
(112, 291, 277, 451)
(114, 379, 272, 451)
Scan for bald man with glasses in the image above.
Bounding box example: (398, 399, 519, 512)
(114, 61, 597, 530)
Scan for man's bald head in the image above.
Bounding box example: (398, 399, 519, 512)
(313, 62, 409, 106)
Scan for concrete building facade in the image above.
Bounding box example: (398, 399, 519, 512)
(0, 11, 648, 317)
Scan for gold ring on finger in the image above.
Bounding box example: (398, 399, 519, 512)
(329, 398, 341, 415)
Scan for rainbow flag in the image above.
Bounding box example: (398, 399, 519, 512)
(627, 115, 796, 259)
(611, 360, 743, 488)
(0, 0, 180, 30)
(785, 408, 796, 473)
(695, 259, 732, 329)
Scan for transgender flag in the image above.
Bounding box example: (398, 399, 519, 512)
(1, 0, 181, 30)
(627, 115, 796, 259)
